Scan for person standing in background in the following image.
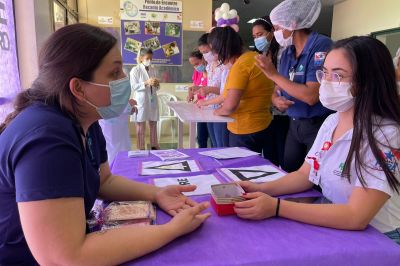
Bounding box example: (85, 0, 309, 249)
(98, 98, 136, 163)
(188, 50, 210, 148)
(256, 0, 333, 172)
(130, 48, 160, 150)
(211, 27, 275, 159)
(252, 16, 289, 167)
(196, 33, 228, 147)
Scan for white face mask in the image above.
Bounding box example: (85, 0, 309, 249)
(319, 80, 354, 112)
(274, 29, 293, 48)
(203, 51, 215, 64)
(142, 60, 151, 67)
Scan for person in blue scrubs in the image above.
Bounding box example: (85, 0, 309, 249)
(0, 24, 210, 266)
(256, 0, 333, 172)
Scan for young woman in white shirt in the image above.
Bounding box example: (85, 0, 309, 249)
(236, 36, 400, 243)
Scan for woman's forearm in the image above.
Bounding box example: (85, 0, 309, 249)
(98, 174, 160, 202)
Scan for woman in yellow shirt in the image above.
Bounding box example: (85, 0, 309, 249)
(210, 27, 275, 158)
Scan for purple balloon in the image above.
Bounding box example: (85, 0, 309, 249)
(217, 18, 228, 26)
(228, 18, 238, 25)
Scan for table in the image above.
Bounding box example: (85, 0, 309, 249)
(167, 102, 233, 148)
(111, 148, 400, 266)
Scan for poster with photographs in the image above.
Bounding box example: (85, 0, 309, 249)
(165, 23, 181, 38)
(124, 37, 141, 54)
(162, 41, 180, 58)
(143, 37, 162, 51)
(124, 21, 141, 35)
(120, 0, 182, 65)
(145, 22, 160, 35)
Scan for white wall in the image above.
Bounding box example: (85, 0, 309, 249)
(331, 0, 400, 40)
(15, 0, 54, 90)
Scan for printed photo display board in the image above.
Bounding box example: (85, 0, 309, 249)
(120, 0, 183, 66)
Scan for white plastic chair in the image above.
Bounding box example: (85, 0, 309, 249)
(157, 92, 178, 142)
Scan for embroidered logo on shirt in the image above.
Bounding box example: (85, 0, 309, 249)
(374, 149, 399, 172)
(314, 52, 327, 66)
(333, 162, 347, 177)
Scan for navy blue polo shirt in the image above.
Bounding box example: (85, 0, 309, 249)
(0, 103, 107, 265)
(278, 31, 333, 119)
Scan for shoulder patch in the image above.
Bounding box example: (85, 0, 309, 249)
(314, 52, 327, 66)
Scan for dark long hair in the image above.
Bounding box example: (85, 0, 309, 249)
(335, 36, 400, 193)
(198, 33, 209, 47)
(208, 26, 243, 64)
(189, 50, 203, 60)
(252, 16, 280, 67)
(0, 23, 117, 133)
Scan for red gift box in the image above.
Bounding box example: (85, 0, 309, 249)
(210, 183, 245, 216)
(210, 196, 236, 216)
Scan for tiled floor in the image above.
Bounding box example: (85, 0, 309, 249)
(129, 135, 191, 150)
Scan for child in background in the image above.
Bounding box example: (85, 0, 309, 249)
(188, 50, 210, 148)
(130, 48, 160, 150)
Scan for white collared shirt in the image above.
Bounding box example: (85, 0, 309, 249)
(306, 113, 400, 233)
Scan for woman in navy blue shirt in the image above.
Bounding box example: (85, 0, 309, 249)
(0, 24, 210, 265)
(255, 0, 333, 173)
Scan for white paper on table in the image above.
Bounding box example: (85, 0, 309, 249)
(140, 160, 201, 176)
(218, 165, 286, 183)
(150, 149, 189, 161)
(153, 174, 221, 196)
(128, 150, 150, 158)
(198, 147, 260, 159)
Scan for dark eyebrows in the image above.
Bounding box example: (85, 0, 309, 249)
(322, 66, 349, 73)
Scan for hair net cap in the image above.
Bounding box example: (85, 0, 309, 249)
(270, 0, 321, 30)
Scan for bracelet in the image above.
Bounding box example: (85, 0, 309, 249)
(275, 198, 281, 217)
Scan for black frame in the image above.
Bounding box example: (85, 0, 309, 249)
(50, 0, 78, 31)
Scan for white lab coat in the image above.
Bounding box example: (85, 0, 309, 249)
(99, 107, 131, 163)
(130, 64, 160, 122)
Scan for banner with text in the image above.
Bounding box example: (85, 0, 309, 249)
(120, 0, 183, 65)
(0, 0, 21, 121)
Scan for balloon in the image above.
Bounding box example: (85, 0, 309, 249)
(229, 9, 238, 18)
(220, 3, 230, 12)
(222, 12, 229, 20)
(231, 24, 239, 32)
(227, 18, 237, 25)
(215, 13, 222, 20)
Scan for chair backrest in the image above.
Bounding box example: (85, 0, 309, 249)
(157, 92, 178, 117)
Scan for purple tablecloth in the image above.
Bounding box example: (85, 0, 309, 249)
(111, 149, 400, 266)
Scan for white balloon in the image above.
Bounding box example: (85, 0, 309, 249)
(222, 12, 229, 20)
(220, 3, 230, 12)
(229, 9, 238, 18)
(216, 10, 223, 17)
(215, 13, 222, 20)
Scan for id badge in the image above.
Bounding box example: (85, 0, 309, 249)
(289, 67, 295, 81)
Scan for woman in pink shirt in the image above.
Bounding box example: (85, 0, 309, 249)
(188, 50, 209, 148)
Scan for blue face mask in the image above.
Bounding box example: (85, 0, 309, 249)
(254, 36, 270, 52)
(86, 76, 131, 120)
(195, 64, 206, 73)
